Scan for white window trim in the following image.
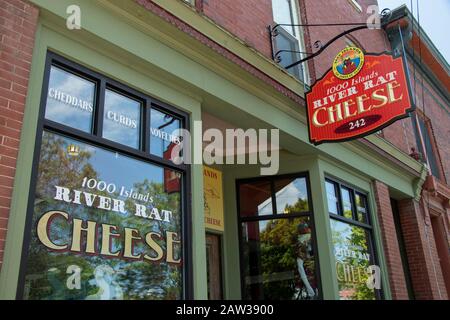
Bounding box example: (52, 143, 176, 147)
(272, 0, 310, 85)
(182, 0, 195, 6)
(348, 0, 362, 13)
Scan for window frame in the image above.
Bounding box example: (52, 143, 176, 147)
(271, 0, 309, 83)
(325, 177, 383, 300)
(15, 51, 193, 299)
(413, 110, 445, 182)
(236, 172, 322, 300)
(348, 0, 362, 13)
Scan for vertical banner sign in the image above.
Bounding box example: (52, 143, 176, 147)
(203, 166, 224, 232)
(306, 47, 413, 145)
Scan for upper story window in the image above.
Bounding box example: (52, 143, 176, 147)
(413, 112, 444, 180)
(271, 0, 309, 83)
(348, 0, 362, 12)
(344, 36, 363, 50)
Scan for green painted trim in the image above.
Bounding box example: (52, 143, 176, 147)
(317, 142, 417, 198)
(414, 164, 428, 201)
(309, 160, 340, 299)
(0, 0, 427, 301)
(138, 0, 308, 94)
(0, 21, 208, 299)
(219, 154, 342, 299)
(318, 159, 392, 300)
(367, 183, 392, 300)
(364, 135, 423, 174)
(0, 23, 46, 300)
(28, 0, 424, 194)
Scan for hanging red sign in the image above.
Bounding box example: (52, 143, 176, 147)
(306, 47, 413, 145)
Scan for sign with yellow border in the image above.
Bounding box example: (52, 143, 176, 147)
(203, 166, 224, 232)
(332, 47, 365, 80)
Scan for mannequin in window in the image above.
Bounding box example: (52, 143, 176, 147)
(295, 222, 317, 299)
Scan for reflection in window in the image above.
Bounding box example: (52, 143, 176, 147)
(23, 131, 183, 300)
(326, 178, 379, 300)
(238, 175, 318, 300)
(272, 0, 295, 35)
(341, 187, 353, 220)
(150, 108, 181, 160)
(45, 66, 95, 133)
(331, 219, 375, 300)
(103, 89, 141, 149)
(242, 217, 318, 300)
(326, 181, 339, 215)
(239, 181, 272, 217)
(355, 193, 368, 223)
(413, 116, 441, 179)
(275, 178, 309, 213)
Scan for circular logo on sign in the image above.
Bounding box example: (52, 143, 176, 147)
(332, 47, 365, 80)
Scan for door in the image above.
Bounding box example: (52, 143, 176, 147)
(206, 233, 223, 299)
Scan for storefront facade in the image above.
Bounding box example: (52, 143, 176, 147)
(0, 0, 448, 300)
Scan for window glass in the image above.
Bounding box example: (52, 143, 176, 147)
(326, 181, 339, 215)
(274, 177, 309, 213)
(23, 131, 183, 300)
(239, 181, 273, 217)
(150, 108, 181, 160)
(331, 219, 376, 300)
(45, 66, 95, 133)
(274, 30, 303, 80)
(103, 89, 141, 149)
(341, 187, 353, 220)
(355, 193, 368, 224)
(418, 117, 440, 178)
(272, 0, 295, 35)
(241, 217, 318, 300)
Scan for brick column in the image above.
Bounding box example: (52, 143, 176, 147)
(0, 0, 39, 270)
(398, 198, 449, 300)
(373, 180, 409, 299)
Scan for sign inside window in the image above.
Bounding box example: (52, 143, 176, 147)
(45, 66, 95, 133)
(150, 108, 181, 160)
(331, 219, 376, 300)
(306, 47, 413, 145)
(22, 131, 183, 300)
(103, 89, 141, 149)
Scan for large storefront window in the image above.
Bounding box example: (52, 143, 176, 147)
(18, 52, 189, 300)
(237, 174, 320, 300)
(325, 179, 380, 300)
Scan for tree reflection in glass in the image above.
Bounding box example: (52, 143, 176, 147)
(242, 216, 318, 300)
(331, 219, 376, 300)
(23, 131, 183, 300)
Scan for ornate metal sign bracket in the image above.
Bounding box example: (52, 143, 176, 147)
(268, 9, 397, 70)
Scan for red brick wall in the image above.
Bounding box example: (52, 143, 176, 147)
(383, 63, 450, 183)
(373, 181, 409, 299)
(0, 0, 38, 270)
(302, 0, 389, 79)
(201, 0, 274, 58)
(398, 198, 448, 299)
